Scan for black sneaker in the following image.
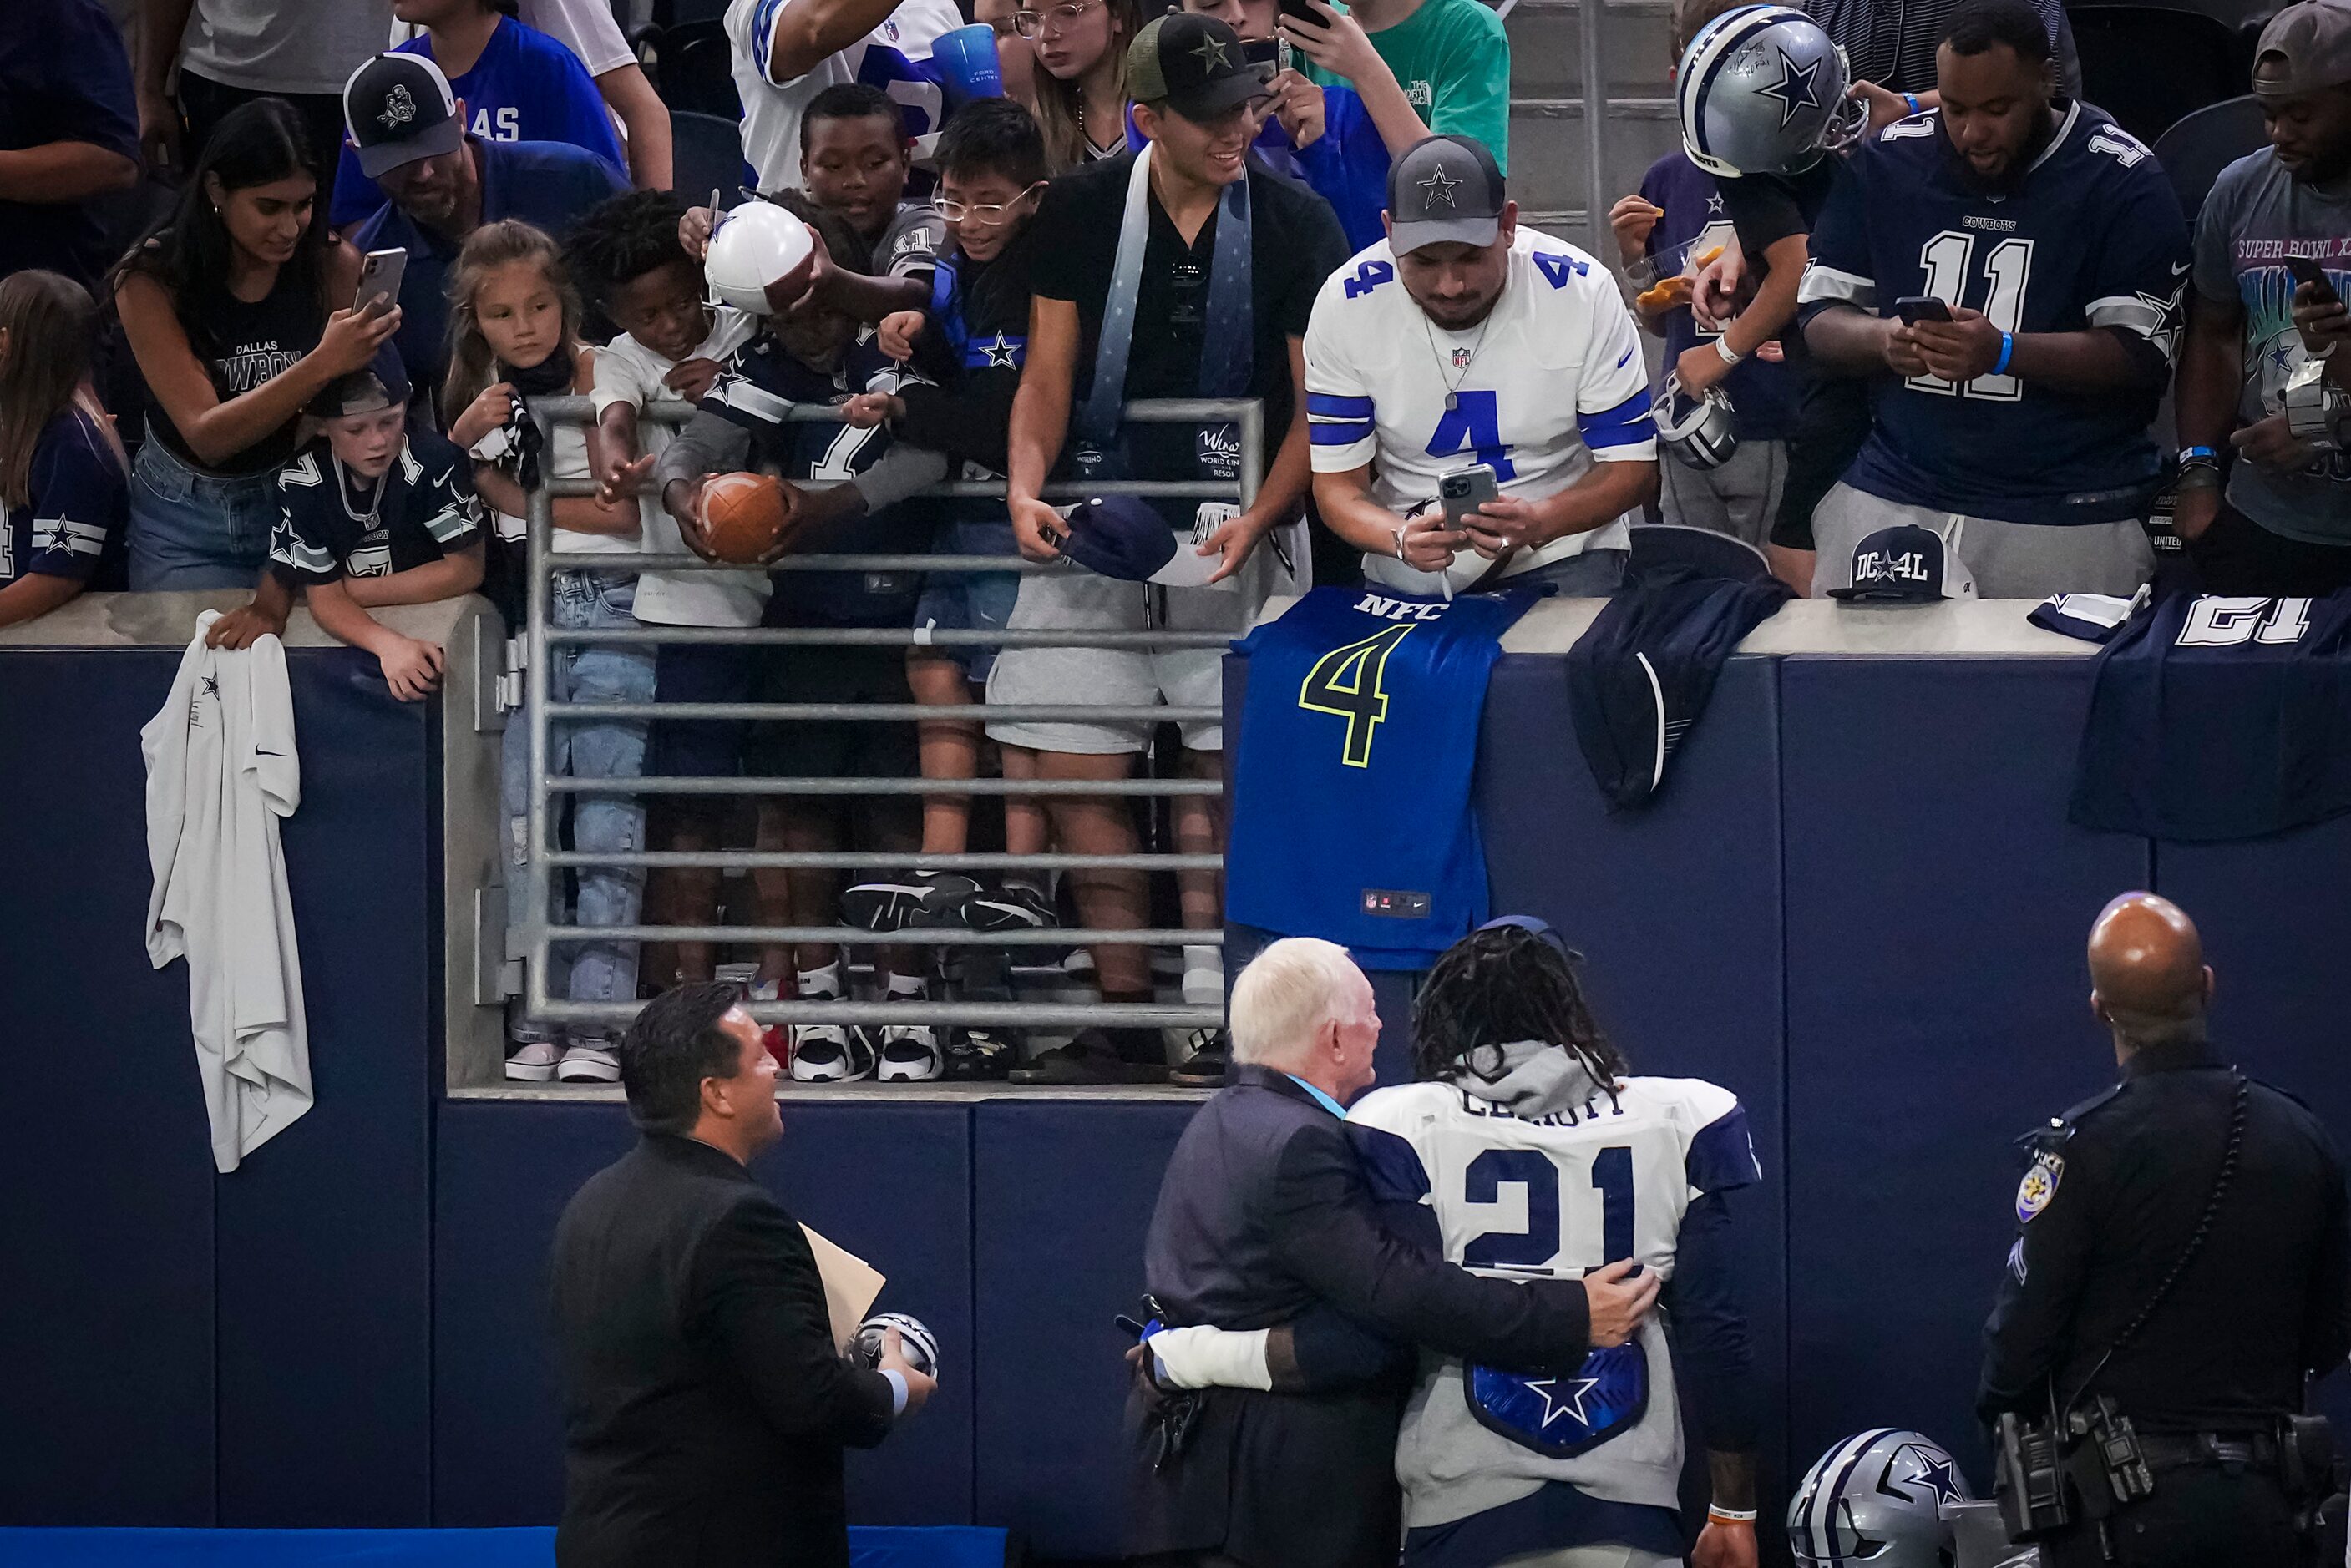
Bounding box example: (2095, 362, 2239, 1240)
(941, 1026, 1016, 1081)
(1168, 1030, 1230, 1089)
(956, 877, 1058, 933)
(843, 870, 980, 933)
(1008, 1031, 1169, 1085)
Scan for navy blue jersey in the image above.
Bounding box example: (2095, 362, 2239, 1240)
(1, 403, 126, 591)
(1227, 584, 1542, 968)
(1637, 153, 1797, 442)
(894, 235, 1035, 477)
(268, 427, 481, 587)
(1799, 103, 2190, 526)
(2071, 592, 2351, 842)
(702, 332, 930, 625)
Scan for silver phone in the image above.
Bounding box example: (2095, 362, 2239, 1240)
(355, 247, 407, 316)
(1439, 463, 1498, 531)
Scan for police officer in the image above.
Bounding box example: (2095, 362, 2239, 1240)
(1979, 892, 2351, 1567)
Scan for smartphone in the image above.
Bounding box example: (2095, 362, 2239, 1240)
(354, 248, 407, 316)
(1242, 36, 1281, 67)
(1439, 464, 1498, 531)
(1894, 296, 1952, 325)
(2288, 255, 2338, 298)
(1276, 0, 1323, 27)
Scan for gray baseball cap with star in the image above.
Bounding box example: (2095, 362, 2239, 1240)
(1386, 134, 1507, 255)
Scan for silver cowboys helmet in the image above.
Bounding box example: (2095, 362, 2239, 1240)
(1676, 5, 1868, 179)
(1653, 372, 1740, 471)
(1789, 1428, 1973, 1566)
(851, 1312, 940, 1378)
(703, 200, 816, 316)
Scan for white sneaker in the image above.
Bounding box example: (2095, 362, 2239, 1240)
(558, 1039, 621, 1082)
(877, 1023, 943, 1082)
(504, 1039, 560, 1082)
(790, 1022, 875, 1083)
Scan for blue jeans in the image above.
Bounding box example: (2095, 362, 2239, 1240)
(503, 571, 658, 1020)
(128, 438, 278, 590)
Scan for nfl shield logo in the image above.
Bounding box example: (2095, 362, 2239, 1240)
(1452, 346, 1472, 369)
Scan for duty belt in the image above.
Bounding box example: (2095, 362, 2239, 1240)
(2136, 1430, 2282, 1470)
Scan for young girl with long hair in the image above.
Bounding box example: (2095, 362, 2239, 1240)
(114, 97, 398, 597)
(441, 219, 647, 1085)
(1026, 0, 1147, 169)
(0, 271, 130, 629)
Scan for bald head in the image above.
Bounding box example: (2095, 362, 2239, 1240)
(2088, 893, 2212, 1050)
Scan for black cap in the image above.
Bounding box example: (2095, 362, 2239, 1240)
(1126, 13, 1271, 124)
(307, 346, 413, 420)
(1386, 134, 1506, 255)
(1827, 524, 1979, 603)
(343, 53, 463, 179)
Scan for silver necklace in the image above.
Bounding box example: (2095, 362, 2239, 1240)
(1424, 312, 1493, 412)
(335, 453, 389, 530)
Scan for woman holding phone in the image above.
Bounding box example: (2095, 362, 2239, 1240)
(114, 99, 395, 591)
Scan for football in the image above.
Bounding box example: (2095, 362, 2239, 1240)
(699, 471, 792, 564)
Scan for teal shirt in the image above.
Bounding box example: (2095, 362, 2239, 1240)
(1308, 0, 1512, 173)
(1284, 1074, 1350, 1120)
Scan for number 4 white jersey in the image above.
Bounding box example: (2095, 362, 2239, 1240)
(1303, 229, 1657, 596)
(1347, 1072, 1760, 1529)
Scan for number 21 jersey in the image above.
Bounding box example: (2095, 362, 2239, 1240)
(1798, 103, 2190, 527)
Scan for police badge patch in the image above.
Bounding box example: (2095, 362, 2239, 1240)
(2016, 1151, 2064, 1222)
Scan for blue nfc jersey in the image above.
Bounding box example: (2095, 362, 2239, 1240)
(1226, 584, 1540, 967)
(2071, 591, 2351, 842)
(1798, 103, 2191, 526)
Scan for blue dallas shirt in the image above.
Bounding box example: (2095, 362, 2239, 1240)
(1636, 151, 1796, 443)
(355, 137, 628, 399)
(1798, 102, 2190, 527)
(332, 15, 626, 229)
(1226, 584, 1542, 969)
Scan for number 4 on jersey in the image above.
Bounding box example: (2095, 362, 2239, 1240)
(1297, 623, 1415, 767)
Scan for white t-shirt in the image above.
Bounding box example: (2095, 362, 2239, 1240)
(481, 350, 640, 554)
(725, 0, 963, 191)
(591, 307, 767, 626)
(1304, 228, 1655, 594)
(181, 0, 396, 95)
(393, 0, 636, 78)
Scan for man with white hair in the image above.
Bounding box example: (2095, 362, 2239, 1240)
(1127, 937, 1661, 1568)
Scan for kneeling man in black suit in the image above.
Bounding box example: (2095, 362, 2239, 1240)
(550, 983, 935, 1568)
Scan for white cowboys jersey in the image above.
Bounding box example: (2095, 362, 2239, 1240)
(727, 0, 961, 192)
(1304, 228, 1656, 595)
(1347, 1073, 1758, 1528)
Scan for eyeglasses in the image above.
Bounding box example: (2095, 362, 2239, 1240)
(935, 182, 1047, 225)
(1012, 0, 1105, 37)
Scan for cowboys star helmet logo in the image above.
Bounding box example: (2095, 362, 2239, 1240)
(1756, 48, 1823, 128)
(1419, 161, 1462, 208)
(380, 83, 417, 129)
(1884, 1441, 1968, 1508)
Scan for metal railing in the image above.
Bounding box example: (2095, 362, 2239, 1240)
(515, 395, 1261, 1036)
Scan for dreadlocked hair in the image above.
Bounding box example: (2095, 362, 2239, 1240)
(1411, 924, 1629, 1090)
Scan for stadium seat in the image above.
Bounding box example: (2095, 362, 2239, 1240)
(1628, 523, 1776, 583)
(2070, 5, 2247, 144)
(2153, 94, 2270, 223)
(646, 18, 742, 119)
(670, 110, 749, 200)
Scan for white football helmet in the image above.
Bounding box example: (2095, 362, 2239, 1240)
(703, 200, 815, 316)
(852, 1311, 940, 1378)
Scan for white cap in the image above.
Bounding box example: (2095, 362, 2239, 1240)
(703, 201, 815, 316)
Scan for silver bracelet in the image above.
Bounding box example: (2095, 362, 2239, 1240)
(1391, 523, 1409, 560)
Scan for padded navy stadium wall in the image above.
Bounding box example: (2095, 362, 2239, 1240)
(4, 638, 2349, 1557)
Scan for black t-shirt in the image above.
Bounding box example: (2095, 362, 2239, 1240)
(1715, 158, 1839, 367)
(143, 259, 326, 478)
(1027, 152, 1349, 476)
(896, 230, 1041, 477)
(268, 427, 481, 586)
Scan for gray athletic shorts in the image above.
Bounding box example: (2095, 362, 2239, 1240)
(1658, 438, 1787, 549)
(1810, 482, 2155, 599)
(985, 536, 1298, 755)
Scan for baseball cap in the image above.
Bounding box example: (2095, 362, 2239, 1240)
(344, 53, 464, 179)
(308, 346, 412, 420)
(2252, 0, 2351, 99)
(1055, 495, 1221, 587)
(1827, 524, 1979, 603)
(1126, 13, 1271, 124)
(1387, 135, 1507, 255)
(1476, 915, 1578, 963)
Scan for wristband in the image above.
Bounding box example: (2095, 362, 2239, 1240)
(1903, 93, 1922, 114)
(1708, 1505, 1761, 1523)
(2178, 445, 2220, 465)
(1992, 331, 2015, 377)
(1715, 335, 1742, 366)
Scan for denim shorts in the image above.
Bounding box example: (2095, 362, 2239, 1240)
(128, 437, 279, 591)
(912, 518, 1023, 682)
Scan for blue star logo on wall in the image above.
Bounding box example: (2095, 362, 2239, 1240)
(1521, 1375, 1603, 1429)
(980, 332, 1021, 368)
(1756, 48, 1823, 128)
(1889, 1444, 1968, 1507)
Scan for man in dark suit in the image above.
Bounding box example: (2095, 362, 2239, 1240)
(550, 983, 935, 1568)
(1127, 937, 1662, 1568)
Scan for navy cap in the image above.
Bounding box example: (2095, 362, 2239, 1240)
(1056, 495, 1219, 586)
(308, 346, 412, 419)
(1476, 914, 1579, 963)
(1828, 524, 1979, 603)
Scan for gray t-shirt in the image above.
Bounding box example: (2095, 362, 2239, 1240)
(180, 0, 394, 97)
(2192, 149, 2351, 545)
(1803, 0, 2080, 99)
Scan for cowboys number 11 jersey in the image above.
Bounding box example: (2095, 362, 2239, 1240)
(1797, 102, 2191, 527)
(1347, 1073, 1761, 1528)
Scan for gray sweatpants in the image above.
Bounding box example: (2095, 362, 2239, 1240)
(1657, 438, 1787, 549)
(1810, 482, 2155, 599)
